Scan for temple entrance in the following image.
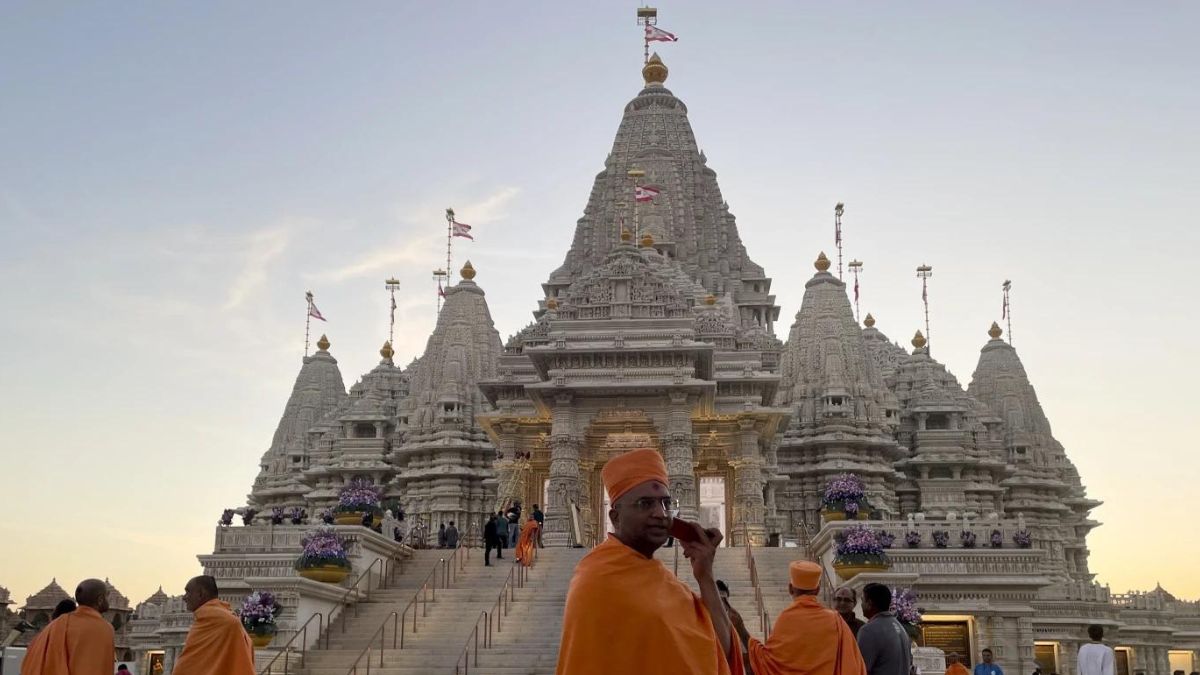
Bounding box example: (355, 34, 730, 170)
(698, 476, 728, 546)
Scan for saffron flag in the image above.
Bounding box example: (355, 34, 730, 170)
(391, 295, 397, 311)
(854, 277, 859, 303)
(437, 279, 446, 298)
(1002, 296, 1007, 319)
(452, 220, 474, 240)
(634, 185, 660, 202)
(308, 301, 326, 322)
(645, 25, 678, 42)
(921, 284, 927, 303)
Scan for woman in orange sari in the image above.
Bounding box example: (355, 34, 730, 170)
(514, 515, 539, 566)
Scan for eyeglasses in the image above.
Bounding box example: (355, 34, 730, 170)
(627, 497, 679, 513)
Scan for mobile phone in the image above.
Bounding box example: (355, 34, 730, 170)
(669, 517, 704, 543)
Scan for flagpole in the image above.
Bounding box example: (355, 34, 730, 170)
(445, 208, 455, 287)
(834, 203, 845, 280)
(848, 260, 863, 323)
(432, 268, 447, 315)
(917, 265, 933, 354)
(304, 291, 314, 357)
(1002, 279, 1012, 345)
(386, 277, 400, 344)
(628, 167, 645, 239)
(637, 6, 658, 64)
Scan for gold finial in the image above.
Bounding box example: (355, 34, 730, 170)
(988, 321, 1003, 339)
(642, 52, 668, 85)
(627, 167, 646, 180)
(640, 232, 655, 248)
(911, 330, 927, 349)
(316, 334, 331, 351)
(380, 340, 394, 360)
(864, 313, 875, 328)
(704, 294, 717, 306)
(546, 296, 559, 310)
(460, 260, 476, 280)
(815, 252, 831, 272)
(620, 226, 633, 243)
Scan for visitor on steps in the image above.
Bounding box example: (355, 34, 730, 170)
(973, 650, 1003, 675)
(532, 504, 545, 547)
(947, 653, 971, 675)
(438, 522, 447, 548)
(495, 510, 510, 553)
(171, 575, 255, 675)
(506, 502, 522, 547)
(555, 447, 744, 675)
(834, 586, 866, 637)
(445, 521, 459, 549)
(716, 579, 749, 644)
(484, 514, 502, 565)
(515, 515, 539, 566)
(740, 561, 867, 675)
(858, 582, 913, 675)
(20, 578, 114, 675)
(1077, 625, 1114, 675)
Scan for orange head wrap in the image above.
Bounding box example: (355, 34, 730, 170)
(601, 448, 669, 503)
(789, 560, 822, 590)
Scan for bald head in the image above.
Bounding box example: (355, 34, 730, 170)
(183, 575, 219, 613)
(75, 579, 109, 612)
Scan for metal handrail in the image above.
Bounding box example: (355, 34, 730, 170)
(335, 557, 386, 633)
(742, 523, 772, 638)
(454, 542, 534, 674)
(344, 611, 398, 675)
(256, 611, 324, 675)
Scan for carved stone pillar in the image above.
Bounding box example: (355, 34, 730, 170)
(730, 417, 767, 546)
(545, 395, 581, 546)
(663, 391, 698, 521)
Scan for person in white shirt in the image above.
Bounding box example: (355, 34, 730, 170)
(1077, 624, 1115, 675)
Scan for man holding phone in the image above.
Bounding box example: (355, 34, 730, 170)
(555, 447, 744, 675)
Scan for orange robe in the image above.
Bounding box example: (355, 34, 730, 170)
(748, 596, 867, 675)
(515, 518, 538, 567)
(20, 605, 114, 675)
(947, 664, 971, 675)
(556, 536, 744, 675)
(171, 599, 256, 675)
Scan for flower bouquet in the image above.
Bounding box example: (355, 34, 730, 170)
(238, 591, 281, 648)
(320, 508, 335, 525)
(821, 474, 870, 522)
(241, 508, 258, 526)
(932, 530, 950, 548)
(295, 527, 351, 583)
(1012, 529, 1033, 548)
(960, 530, 977, 548)
(904, 531, 922, 548)
(270, 507, 285, 526)
(833, 524, 891, 580)
(333, 478, 383, 527)
(990, 529, 1004, 548)
(892, 587, 923, 642)
(877, 531, 896, 549)
(219, 509, 235, 527)
(288, 507, 307, 525)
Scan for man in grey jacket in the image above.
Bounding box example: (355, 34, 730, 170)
(857, 583, 912, 675)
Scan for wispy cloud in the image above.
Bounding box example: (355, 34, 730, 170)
(222, 227, 292, 311)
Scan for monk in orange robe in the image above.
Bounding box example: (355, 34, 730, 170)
(21, 579, 114, 675)
(946, 653, 971, 675)
(556, 448, 744, 675)
(514, 516, 539, 567)
(171, 575, 256, 675)
(743, 561, 868, 675)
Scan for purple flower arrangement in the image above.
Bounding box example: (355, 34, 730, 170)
(270, 507, 285, 525)
(960, 530, 977, 548)
(219, 509, 235, 527)
(335, 478, 383, 515)
(905, 531, 922, 548)
(990, 529, 1004, 548)
(295, 527, 351, 570)
(238, 591, 281, 632)
(320, 508, 335, 525)
(822, 473, 869, 518)
(877, 531, 896, 549)
(1012, 529, 1033, 548)
(932, 530, 950, 548)
(834, 524, 890, 566)
(241, 508, 258, 526)
(288, 507, 307, 525)
(891, 587, 922, 626)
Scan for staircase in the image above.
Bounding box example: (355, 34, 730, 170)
(271, 541, 810, 675)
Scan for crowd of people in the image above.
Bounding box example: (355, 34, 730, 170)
(18, 575, 255, 675)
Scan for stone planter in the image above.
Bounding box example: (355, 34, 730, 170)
(821, 508, 871, 522)
(833, 555, 890, 580)
(297, 564, 351, 583)
(334, 511, 379, 527)
(247, 624, 276, 648)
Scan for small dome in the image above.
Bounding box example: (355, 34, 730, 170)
(988, 322, 1003, 339)
(815, 252, 831, 272)
(640, 232, 655, 248)
(643, 53, 668, 85)
(704, 294, 717, 306)
(316, 334, 331, 351)
(911, 330, 927, 349)
(460, 260, 476, 280)
(546, 296, 559, 310)
(380, 340, 394, 360)
(864, 313, 876, 328)
(620, 227, 633, 243)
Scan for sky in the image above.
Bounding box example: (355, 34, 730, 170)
(1, 2, 1197, 607)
